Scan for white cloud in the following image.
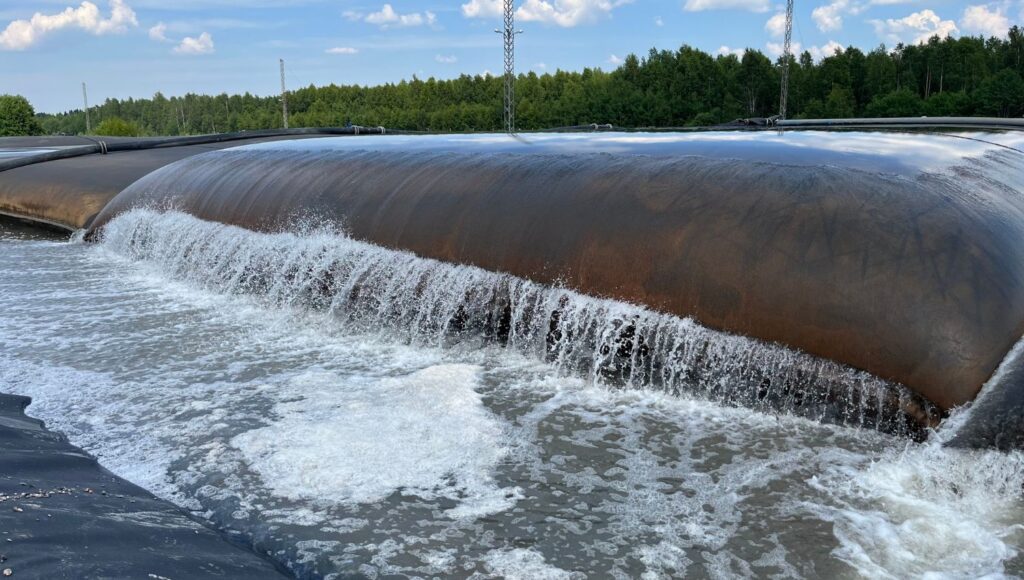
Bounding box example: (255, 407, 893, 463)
(0, 0, 137, 51)
(811, 0, 915, 33)
(765, 12, 786, 36)
(461, 0, 632, 27)
(655, 16, 664, 26)
(767, 39, 843, 60)
(517, 0, 633, 27)
(809, 39, 844, 59)
(173, 31, 214, 55)
(535, 61, 547, 69)
(684, 0, 771, 13)
(871, 9, 958, 44)
(148, 21, 167, 41)
(607, 53, 623, 64)
(960, 4, 1011, 37)
(435, 53, 457, 63)
(765, 41, 793, 57)
(364, 4, 436, 28)
(325, 46, 359, 54)
(717, 45, 746, 57)
(461, 0, 503, 18)
(812, 0, 849, 31)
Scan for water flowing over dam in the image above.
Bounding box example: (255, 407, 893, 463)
(88, 131, 1024, 436)
(99, 208, 936, 434)
(3, 127, 1024, 577)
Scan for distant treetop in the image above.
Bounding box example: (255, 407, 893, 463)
(0, 95, 43, 136)
(32, 29, 1024, 136)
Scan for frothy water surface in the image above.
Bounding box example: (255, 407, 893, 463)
(1, 213, 1022, 579)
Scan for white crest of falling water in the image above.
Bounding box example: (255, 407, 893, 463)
(94, 208, 933, 434)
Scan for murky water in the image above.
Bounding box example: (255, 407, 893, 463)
(1, 212, 1022, 579)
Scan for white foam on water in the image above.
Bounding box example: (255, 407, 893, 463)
(0, 356, 180, 498)
(483, 548, 585, 580)
(499, 376, 836, 578)
(791, 336, 1024, 579)
(804, 440, 1024, 578)
(231, 364, 521, 517)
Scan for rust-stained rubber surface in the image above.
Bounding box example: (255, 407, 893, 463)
(86, 131, 1024, 413)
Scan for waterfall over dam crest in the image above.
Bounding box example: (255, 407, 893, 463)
(98, 208, 938, 435)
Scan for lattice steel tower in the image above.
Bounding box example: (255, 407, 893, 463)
(778, 0, 794, 119)
(280, 59, 289, 129)
(495, 0, 522, 133)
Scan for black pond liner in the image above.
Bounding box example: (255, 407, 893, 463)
(0, 392, 291, 579)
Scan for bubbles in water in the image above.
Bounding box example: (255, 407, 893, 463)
(483, 548, 585, 580)
(805, 441, 1024, 578)
(231, 365, 522, 518)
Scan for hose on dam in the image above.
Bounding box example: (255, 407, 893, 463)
(4, 116, 1021, 176)
(0, 125, 402, 173)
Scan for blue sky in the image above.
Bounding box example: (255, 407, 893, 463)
(3, 0, 1022, 113)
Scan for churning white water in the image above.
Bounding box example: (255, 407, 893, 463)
(1, 211, 1022, 579)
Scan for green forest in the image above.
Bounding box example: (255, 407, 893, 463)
(9, 29, 1024, 136)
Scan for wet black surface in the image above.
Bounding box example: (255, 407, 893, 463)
(0, 392, 290, 579)
(949, 349, 1024, 451)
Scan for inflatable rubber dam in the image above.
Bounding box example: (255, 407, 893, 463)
(5, 127, 1024, 442)
(3, 125, 1024, 578)
(84, 129, 1024, 443)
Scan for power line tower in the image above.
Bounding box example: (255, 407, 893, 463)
(778, 0, 794, 119)
(279, 59, 290, 129)
(82, 82, 91, 133)
(494, 0, 522, 134)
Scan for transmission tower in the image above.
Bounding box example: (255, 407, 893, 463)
(494, 0, 522, 133)
(280, 58, 289, 129)
(778, 0, 794, 119)
(82, 82, 91, 133)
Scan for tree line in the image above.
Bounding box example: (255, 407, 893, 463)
(12, 29, 1024, 137)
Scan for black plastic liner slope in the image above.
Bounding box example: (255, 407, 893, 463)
(0, 392, 290, 579)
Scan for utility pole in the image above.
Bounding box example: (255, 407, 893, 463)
(82, 82, 91, 133)
(280, 58, 289, 129)
(494, 0, 522, 134)
(778, 0, 794, 119)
